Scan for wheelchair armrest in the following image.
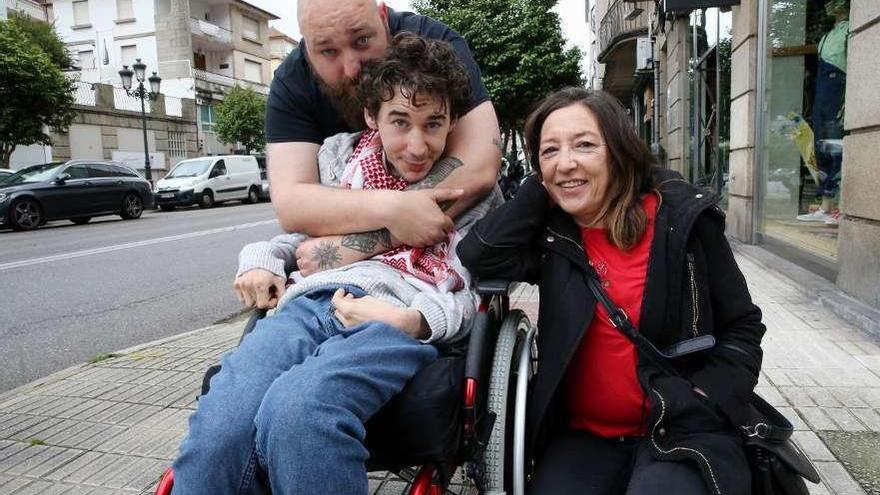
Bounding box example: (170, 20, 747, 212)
(475, 279, 511, 296)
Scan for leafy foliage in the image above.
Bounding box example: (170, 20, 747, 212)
(413, 0, 582, 133)
(0, 20, 76, 168)
(7, 12, 73, 69)
(215, 86, 266, 154)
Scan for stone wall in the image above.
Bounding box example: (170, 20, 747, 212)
(51, 83, 199, 179)
(726, 0, 759, 241)
(655, 16, 691, 177)
(836, 3, 880, 307)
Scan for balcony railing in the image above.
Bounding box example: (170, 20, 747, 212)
(597, 0, 652, 61)
(7, 0, 48, 20)
(193, 68, 269, 95)
(190, 18, 233, 45)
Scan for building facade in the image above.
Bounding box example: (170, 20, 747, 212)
(589, 0, 880, 309)
(269, 26, 297, 74)
(50, 0, 276, 156)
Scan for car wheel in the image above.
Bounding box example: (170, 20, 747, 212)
(199, 191, 214, 209)
(120, 193, 143, 219)
(159, 205, 176, 212)
(9, 198, 42, 231)
(70, 217, 91, 225)
(247, 186, 259, 204)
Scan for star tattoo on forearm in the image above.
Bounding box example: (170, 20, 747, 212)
(311, 241, 342, 270)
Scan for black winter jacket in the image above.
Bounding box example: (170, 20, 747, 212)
(457, 169, 766, 495)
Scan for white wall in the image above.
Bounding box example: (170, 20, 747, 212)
(54, 0, 159, 84)
(9, 145, 53, 169)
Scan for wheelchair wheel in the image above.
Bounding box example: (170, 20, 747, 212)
(484, 309, 536, 495)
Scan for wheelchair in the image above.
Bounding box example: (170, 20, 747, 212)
(154, 280, 538, 495)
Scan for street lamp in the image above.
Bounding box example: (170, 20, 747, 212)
(119, 59, 161, 183)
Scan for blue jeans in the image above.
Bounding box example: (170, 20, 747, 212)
(171, 286, 439, 495)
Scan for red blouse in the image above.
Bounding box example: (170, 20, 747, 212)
(564, 193, 659, 438)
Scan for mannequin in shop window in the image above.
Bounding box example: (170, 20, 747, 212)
(797, 0, 848, 225)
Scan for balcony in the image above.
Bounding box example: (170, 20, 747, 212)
(190, 18, 233, 47)
(193, 68, 269, 96)
(597, 0, 651, 61)
(7, 0, 48, 20)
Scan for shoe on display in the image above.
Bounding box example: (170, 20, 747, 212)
(796, 209, 832, 223)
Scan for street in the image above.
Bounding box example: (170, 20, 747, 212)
(0, 202, 283, 393)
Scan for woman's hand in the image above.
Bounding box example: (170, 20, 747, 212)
(331, 289, 429, 340)
(234, 269, 286, 309)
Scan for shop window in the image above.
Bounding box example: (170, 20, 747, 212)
(687, 8, 733, 206)
(759, 0, 848, 264)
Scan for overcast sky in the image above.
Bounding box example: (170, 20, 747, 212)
(253, 0, 590, 71)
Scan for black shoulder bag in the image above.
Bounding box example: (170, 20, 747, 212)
(584, 269, 821, 495)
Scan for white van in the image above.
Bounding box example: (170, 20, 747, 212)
(154, 155, 262, 210)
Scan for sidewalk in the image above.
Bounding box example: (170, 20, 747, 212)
(0, 245, 878, 494)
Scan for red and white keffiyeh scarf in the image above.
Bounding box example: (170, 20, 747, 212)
(340, 129, 466, 292)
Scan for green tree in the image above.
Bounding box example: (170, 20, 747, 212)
(215, 86, 266, 154)
(0, 20, 76, 168)
(7, 12, 74, 69)
(414, 0, 582, 159)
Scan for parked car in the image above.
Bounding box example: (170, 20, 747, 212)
(0, 160, 154, 231)
(0, 169, 14, 183)
(255, 155, 270, 201)
(154, 155, 262, 211)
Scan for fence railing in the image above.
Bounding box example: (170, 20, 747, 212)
(71, 80, 97, 106)
(165, 96, 183, 117)
(113, 87, 151, 112)
(598, 0, 652, 60)
(190, 18, 233, 45)
(193, 68, 269, 95)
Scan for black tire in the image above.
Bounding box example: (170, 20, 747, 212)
(199, 190, 214, 209)
(247, 186, 260, 204)
(9, 197, 42, 231)
(120, 193, 143, 219)
(159, 205, 176, 212)
(70, 217, 91, 225)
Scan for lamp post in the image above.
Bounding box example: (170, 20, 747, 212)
(119, 59, 161, 183)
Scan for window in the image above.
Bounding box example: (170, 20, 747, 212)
(78, 50, 95, 69)
(111, 165, 139, 177)
(65, 165, 90, 179)
(200, 104, 217, 133)
(758, 0, 848, 263)
(116, 0, 133, 19)
(168, 131, 186, 158)
(72, 0, 89, 25)
(242, 16, 260, 42)
(87, 164, 114, 178)
(121, 45, 138, 67)
(244, 59, 262, 83)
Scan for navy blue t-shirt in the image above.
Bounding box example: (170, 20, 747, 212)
(265, 10, 490, 145)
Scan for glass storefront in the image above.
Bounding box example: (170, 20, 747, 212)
(687, 8, 733, 208)
(759, 0, 848, 264)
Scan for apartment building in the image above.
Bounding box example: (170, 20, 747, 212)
(269, 26, 297, 74)
(51, 0, 277, 155)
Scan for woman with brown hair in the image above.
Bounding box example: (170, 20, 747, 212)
(458, 87, 765, 494)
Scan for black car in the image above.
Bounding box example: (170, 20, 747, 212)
(0, 161, 154, 231)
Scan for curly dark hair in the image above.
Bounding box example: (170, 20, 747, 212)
(357, 32, 472, 121)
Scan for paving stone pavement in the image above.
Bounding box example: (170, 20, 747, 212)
(0, 245, 878, 494)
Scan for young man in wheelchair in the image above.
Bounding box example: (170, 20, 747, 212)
(169, 33, 502, 495)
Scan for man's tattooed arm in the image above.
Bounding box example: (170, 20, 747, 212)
(341, 229, 392, 254)
(338, 155, 465, 254)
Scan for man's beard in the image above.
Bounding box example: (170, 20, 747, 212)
(316, 76, 366, 130)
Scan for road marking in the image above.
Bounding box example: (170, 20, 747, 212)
(0, 219, 278, 272)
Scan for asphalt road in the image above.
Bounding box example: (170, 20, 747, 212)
(0, 202, 283, 393)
